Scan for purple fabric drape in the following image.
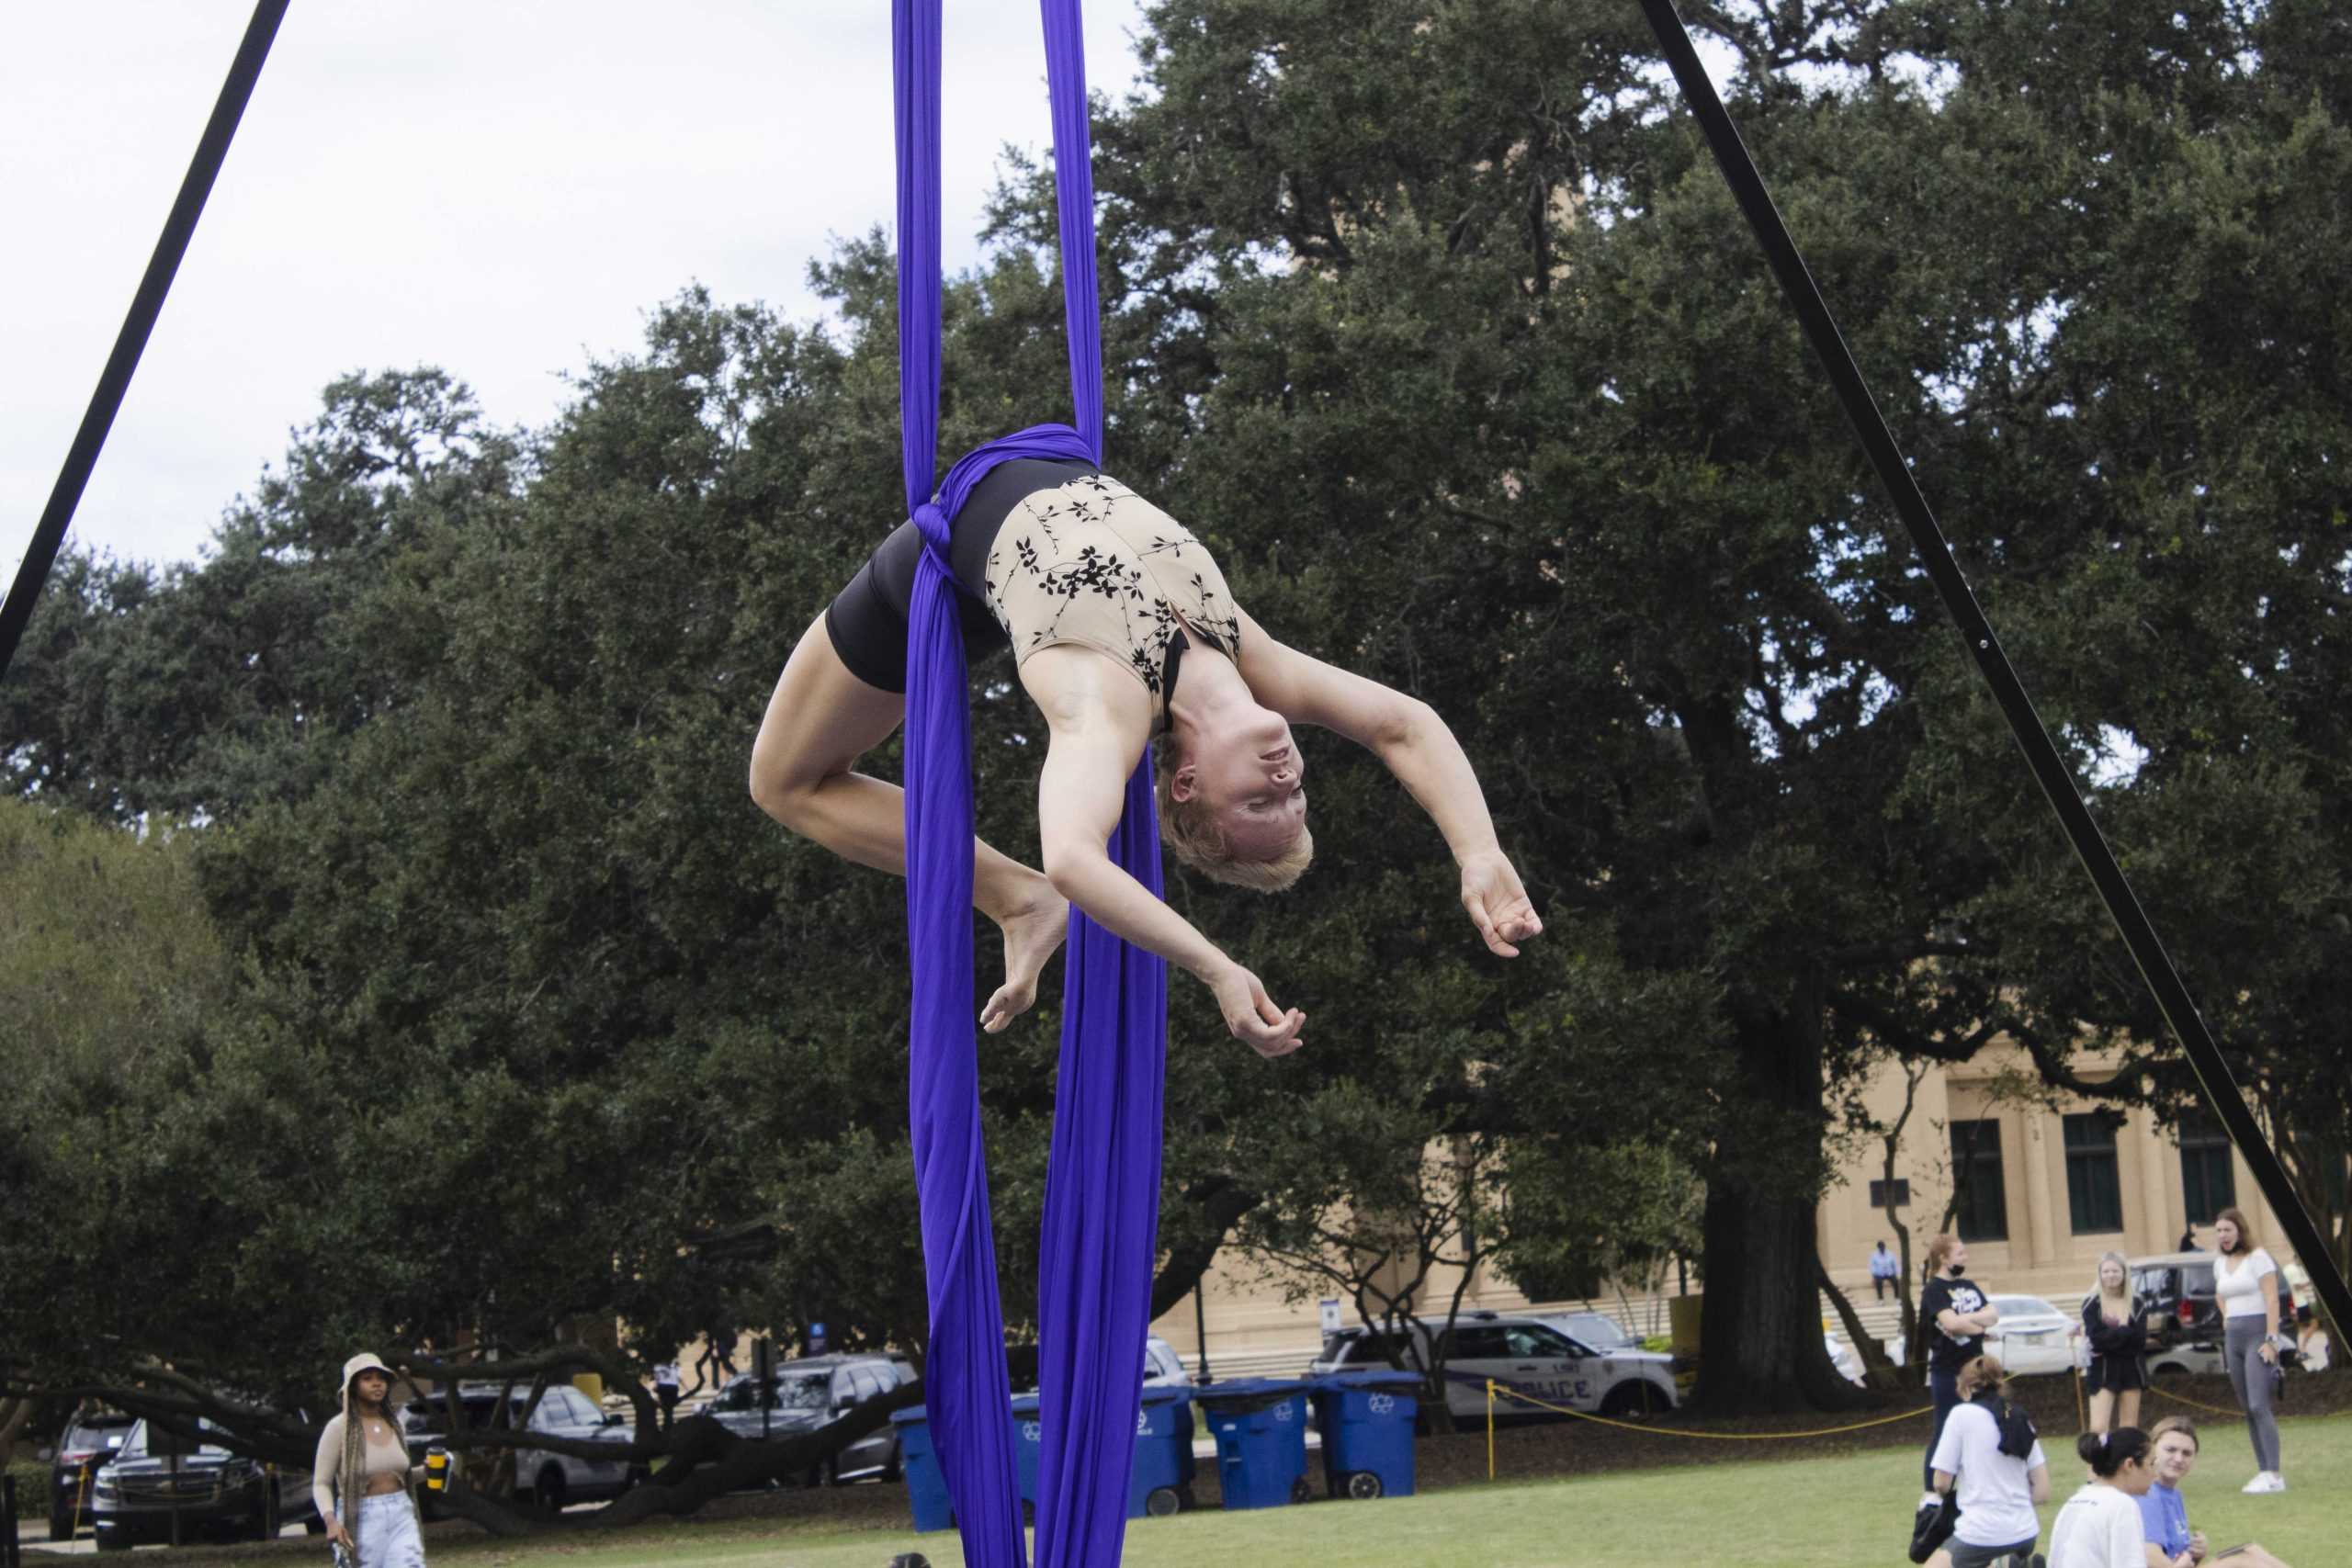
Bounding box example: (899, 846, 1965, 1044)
(895, 2, 1165, 1565)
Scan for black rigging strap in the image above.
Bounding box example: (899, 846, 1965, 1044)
(0, 1, 290, 684)
(1637, 0, 2349, 1345)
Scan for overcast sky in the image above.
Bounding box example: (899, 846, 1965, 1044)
(2, 1, 1153, 582)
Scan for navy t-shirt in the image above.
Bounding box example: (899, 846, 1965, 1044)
(1921, 1274, 1988, 1372)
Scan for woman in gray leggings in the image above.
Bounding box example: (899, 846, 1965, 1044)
(2211, 1207, 2285, 1493)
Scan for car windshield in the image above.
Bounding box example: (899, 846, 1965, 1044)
(1559, 1314, 1635, 1349)
(130, 1418, 232, 1458)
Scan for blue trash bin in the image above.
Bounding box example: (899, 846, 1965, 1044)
(888, 1406, 955, 1533)
(1193, 1378, 1312, 1510)
(1310, 1371, 1419, 1500)
(1126, 1385, 1193, 1517)
(1009, 1392, 1046, 1506)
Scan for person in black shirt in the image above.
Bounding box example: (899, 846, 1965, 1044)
(2079, 1250, 2148, 1437)
(1918, 1233, 2001, 1506)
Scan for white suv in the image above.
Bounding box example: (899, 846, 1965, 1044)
(1310, 1311, 1678, 1423)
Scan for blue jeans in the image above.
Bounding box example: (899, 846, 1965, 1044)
(1923, 1366, 1962, 1491)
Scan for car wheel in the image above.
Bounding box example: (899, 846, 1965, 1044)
(96, 1533, 130, 1553)
(49, 1506, 75, 1542)
(1600, 1382, 1667, 1420)
(1345, 1471, 1384, 1501)
(882, 1438, 902, 1484)
(535, 1466, 569, 1515)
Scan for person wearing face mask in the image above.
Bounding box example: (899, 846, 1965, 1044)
(1918, 1234, 2003, 1508)
(2208, 1207, 2286, 1494)
(2136, 1417, 2293, 1568)
(2081, 1250, 2148, 1437)
(311, 1353, 430, 1568)
(2047, 1427, 2154, 1568)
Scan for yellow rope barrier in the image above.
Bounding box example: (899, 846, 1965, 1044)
(2146, 1382, 2244, 1419)
(1483, 1377, 1933, 1445)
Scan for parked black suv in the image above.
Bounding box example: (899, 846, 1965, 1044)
(48, 1407, 137, 1540)
(2132, 1251, 2222, 1348)
(90, 1416, 320, 1550)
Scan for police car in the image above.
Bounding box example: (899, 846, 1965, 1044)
(1308, 1310, 1678, 1422)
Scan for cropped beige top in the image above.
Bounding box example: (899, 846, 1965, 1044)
(979, 471, 1243, 728)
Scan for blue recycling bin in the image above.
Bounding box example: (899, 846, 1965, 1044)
(1194, 1378, 1312, 1510)
(1310, 1371, 1419, 1500)
(888, 1406, 956, 1533)
(1126, 1385, 1194, 1517)
(1011, 1386, 1193, 1518)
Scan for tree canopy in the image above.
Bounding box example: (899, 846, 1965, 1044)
(5, 0, 2346, 1483)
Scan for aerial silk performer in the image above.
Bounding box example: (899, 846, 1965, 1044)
(747, 4, 1541, 1562)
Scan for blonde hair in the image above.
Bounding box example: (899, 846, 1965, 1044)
(1924, 1234, 1961, 1280)
(1956, 1354, 2008, 1399)
(1152, 741, 1314, 892)
(2147, 1414, 2199, 1450)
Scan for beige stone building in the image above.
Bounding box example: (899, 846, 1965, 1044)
(1147, 1041, 2299, 1371)
(1815, 1042, 2291, 1307)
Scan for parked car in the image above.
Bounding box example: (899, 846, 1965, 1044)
(48, 1406, 137, 1540)
(90, 1416, 319, 1550)
(707, 1354, 906, 1484)
(1548, 1312, 1641, 1354)
(1310, 1310, 1679, 1422)
(1984, 1294, 2077, 1376)
(401, 1382, 634, 1513)
(2130, 1250, 2228, 1376)
(1141, 1336, 1193, 1389)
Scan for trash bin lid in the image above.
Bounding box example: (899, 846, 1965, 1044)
(889, 1404, 930, 1427)
(1315, 1371, 1423, 1393)
(1009, 1393, 1042, 1416)
(1138, 1384, 1191, 1409)
(1193, 1377, 1310, 1413)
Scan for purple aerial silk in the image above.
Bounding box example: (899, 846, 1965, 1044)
(894, 2, 1165, 1565)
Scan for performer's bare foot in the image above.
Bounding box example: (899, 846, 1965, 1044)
(981, 886, 1068, 1032)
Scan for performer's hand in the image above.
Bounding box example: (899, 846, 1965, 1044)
(326, 1518, 353, 1551)
(1207, 962, 1305, 1058)
(1459, 850, 1542, 957)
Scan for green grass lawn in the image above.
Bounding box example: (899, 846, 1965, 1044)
(56, 1413, 2347, 1568)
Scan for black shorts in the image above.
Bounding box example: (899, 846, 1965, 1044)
(2083, 1355, 2144, 1394)
(823, 457, 1099, 692)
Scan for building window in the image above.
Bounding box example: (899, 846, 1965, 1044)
(1869, 1178, 1911, 1209)
(2177, 1113, 2236, 1227)
(1948, 1120, 2007, 1242)
(2064, 1112, 2126, 1234)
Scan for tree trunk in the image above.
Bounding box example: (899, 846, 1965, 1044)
(1692, 1010, 1868, 1415)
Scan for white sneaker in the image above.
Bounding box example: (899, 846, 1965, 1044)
(2265, 1472, 2287, 1493)
(2242, 1471, 2286, 1494)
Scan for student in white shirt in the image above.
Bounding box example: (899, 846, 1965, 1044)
(2049, 1427, 2154, 1568)
(1923, 1355, 2051, 1568)
(2209, 1207, 2285, 1492)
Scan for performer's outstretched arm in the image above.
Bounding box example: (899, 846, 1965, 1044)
(1233, 608, 1543, 957)
(750, 614, 1066, 1032)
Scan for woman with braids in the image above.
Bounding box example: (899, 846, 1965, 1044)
(2049, 1427, 2156, 1568)
(311, 1354, 429, 1568)
(751, 460, 1543, 1055)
